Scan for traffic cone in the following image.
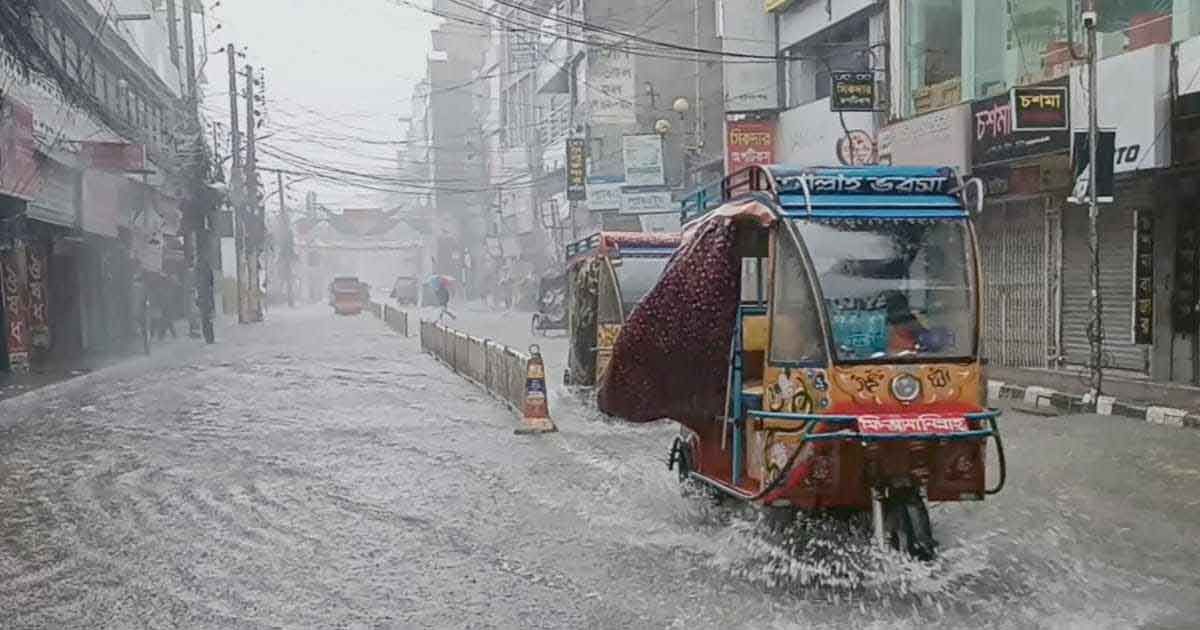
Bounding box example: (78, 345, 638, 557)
(516, 344, 558, 434)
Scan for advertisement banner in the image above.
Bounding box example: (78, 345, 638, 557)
(620, 188, 673, 215)
(726, 118, 775, 174)
(622, 135, 665, 186)
(1069, 43, 1171, 172)
(830, 72, 875, 112)
(586, 175, 624, 211)
(1068, 130, 1117, 204)
(566, 138, 587, 201)
(81, 170, 123, 237)
(0, 96, 40, 200)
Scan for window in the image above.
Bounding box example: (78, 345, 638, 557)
(787, 15, 870, 107)
(904, 0, 962, 114)
(796, 218, 975, 362)
(613, 256, 671, 316)
(769, 232, 826, 365)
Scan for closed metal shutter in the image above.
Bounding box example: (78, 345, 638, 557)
(1061, 197, 1147, 372)
(978, 198, 1049, 367)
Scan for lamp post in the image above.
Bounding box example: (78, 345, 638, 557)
(672, 97, 691, 189)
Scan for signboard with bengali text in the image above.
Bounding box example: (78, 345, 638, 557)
(726, 118, 775, 174)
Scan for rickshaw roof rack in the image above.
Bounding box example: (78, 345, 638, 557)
(681, 164, 972, 224)
(565, 231, 682, 263)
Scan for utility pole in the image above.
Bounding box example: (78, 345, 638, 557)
(245, 63, 263, 322)
(165, 0, 179, 68)
(182, 0, 203, 339)
(277, 170, 295, 308)
(227, 44, 248, 324)
(1084, 1, 1103, 399)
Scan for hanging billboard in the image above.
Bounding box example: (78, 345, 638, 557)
(622, 135, 665, 186)
(726, 117, 776, 174)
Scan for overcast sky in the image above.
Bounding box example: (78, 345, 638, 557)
(201, 0, 439, 209)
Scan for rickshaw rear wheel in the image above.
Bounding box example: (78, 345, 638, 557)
(883, 489, 937, 561)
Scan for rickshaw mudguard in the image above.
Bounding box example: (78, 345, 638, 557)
(596, 200, 775, 426)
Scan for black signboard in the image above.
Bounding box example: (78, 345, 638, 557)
(1134, 210, 1154, 345)
(1011, 86, 1068, 131)
(971, 77, 1070, 167)
(566, 138, 587, 201)
(1069, 130, 1116, 204)
(830, 72, 875, 112)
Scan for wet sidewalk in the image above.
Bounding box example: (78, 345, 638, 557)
(990, 365, 1200, 427)
(0, 320, 206, 403)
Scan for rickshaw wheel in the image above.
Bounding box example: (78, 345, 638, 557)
(884, 489, 937, 561)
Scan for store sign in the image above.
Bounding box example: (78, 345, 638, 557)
(1010, 86, 1068, 131)
(586, 175, 624, 211)
(81, 170, 123, 237)
(878, 103, 971, 173)
(1133, 210, 1154, 346)
(1, 249, 30, 367)
(28, 157, 78, 228)
(830, 72, 875, 112)
(640, 212, 681, 233)
(622, 135, 665, 186)
(1068, 130, 1116, 204)
(79, 142, 146, 172)
(566, 138, 587, 201)
(773, 169, 955, 196)
(777, 100, 876, 166)
(0, 96, 39, 200)
(1070, 43, 1171, 172)
(972, 78, 1070, 167)
(726, 119, 775, 174)
(620, 188, 673, 215)
(588, 45, 636, 126)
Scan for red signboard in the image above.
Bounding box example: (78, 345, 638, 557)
(79, 141, 146, 172)
(726, 119, 775, 174)
(1, 247, 31, 368)
(0, 96, 40, 200)
(26, 245, 49, 349)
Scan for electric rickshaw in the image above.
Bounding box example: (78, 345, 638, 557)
(563, 231, 682, 387)
(599, 165, 1004, 560)
(530, 272, 568, 336)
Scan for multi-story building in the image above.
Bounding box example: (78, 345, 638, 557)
(0, 0, 209, 373)
(717, 0, 1200, 390)
(473, 0, 725, 294)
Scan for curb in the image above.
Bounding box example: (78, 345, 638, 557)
(988, 379, 1200, 429)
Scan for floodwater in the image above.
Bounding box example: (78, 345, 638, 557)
(0, 305, 1196, 629)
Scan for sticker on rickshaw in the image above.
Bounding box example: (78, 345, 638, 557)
(857, 415, 970, 435)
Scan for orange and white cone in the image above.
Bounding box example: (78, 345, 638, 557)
(516, 344, 558, 434)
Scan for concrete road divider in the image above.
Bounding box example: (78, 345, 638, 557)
(419, 320, 541, 425)
(367, 301, 409, 336)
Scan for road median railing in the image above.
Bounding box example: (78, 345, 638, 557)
(419, 319, 528, 414)
(367, 300, 410, 336)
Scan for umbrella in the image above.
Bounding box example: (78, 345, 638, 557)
(426, 275, 456, 290)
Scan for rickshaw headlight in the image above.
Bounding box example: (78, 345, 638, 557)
(891, 374, 922, 402)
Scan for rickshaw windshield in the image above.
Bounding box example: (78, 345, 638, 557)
(614, 255, 670, 315)
(794, 217, 976, 362)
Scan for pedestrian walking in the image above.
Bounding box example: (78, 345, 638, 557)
(435, 282, 456, 322)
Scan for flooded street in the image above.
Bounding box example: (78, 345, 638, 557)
(0, 307, 1194, 628)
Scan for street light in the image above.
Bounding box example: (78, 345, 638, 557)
(672, 97, 690, 116)
(654, 118, 671, 136)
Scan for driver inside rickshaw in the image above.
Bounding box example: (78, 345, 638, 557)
(885, 292, 927, 354)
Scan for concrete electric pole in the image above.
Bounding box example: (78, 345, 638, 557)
(245, 63, 263, 322)
(1084, 1, 1104, 399)
(227, 44, 249, 324)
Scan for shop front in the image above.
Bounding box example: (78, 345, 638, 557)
(969, 76, 1071, 369)
(27, 153, 83, 362)
(1060, 43, 1172, 375)
(79, 169, 129, 354)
